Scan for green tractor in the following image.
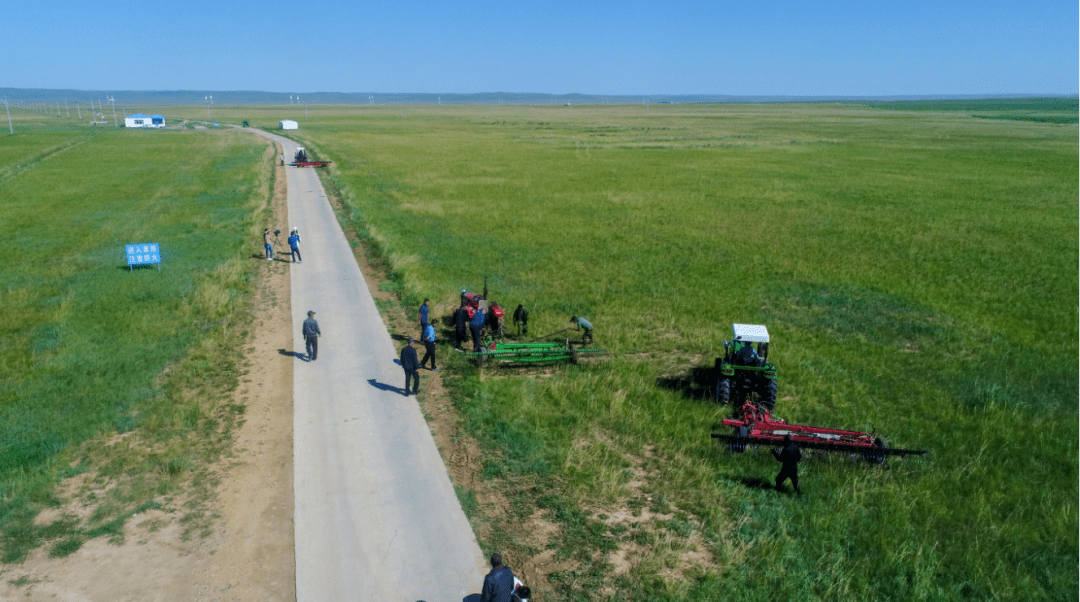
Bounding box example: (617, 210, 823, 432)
(715, 323, 777, 409)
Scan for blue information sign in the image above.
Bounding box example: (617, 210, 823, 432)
(126, 243, 161, 270)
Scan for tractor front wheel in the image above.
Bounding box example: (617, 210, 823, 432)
(716, 377, 731, 404)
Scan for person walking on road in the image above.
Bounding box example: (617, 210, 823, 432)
(287, 228, 302, 263)
(400, 338, 420, 395)
(470, 305, 486, 353)
(772, 433, 802, 494)
(263, 229, 275, 261)
(420, 322, 438, 370)
(302, 310, 321, 361)
(419, 298, 430, 336)
(513, 304, 529, 337)
(481, 553, 516, 602)
(570, 315, 593, 345)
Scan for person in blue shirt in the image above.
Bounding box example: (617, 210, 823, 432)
(418, 299, 430, 336)
(420, 322, 438, 370)
(287, 229, 302, 263)
(470, 306, 486, 353)
(570, 315, 593, 345)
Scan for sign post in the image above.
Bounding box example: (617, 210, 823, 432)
(125, 243, 162, 271)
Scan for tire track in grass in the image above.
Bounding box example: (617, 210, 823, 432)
(0, 135, 92, 186)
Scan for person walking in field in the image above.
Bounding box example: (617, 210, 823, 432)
(400, 338, 420, 395)
(263, 229, 275, 261)
(419, 298, 430, 336)
(570, 315, 593, 345)
(420, 321, 438, 370)
(302, 310, 321, 361)
(287, 228, 302, 263)
(513, 304, 529, 337)
(772, 433, 802, 494)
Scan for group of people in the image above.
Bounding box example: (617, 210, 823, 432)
(262, 227, 303, 263)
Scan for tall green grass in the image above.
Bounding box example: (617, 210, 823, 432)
(290, 101, 1073, 600)
(0, 121, 270, 561)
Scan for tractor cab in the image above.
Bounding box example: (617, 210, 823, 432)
(294, 147, 308, 163)
(716, 323, 777, 408)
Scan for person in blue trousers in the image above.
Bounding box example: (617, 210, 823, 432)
(287, 228, 302, 263)
(263, 229, 274, 260)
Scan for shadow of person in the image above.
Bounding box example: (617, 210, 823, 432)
(368, 378, 406, 396)
(390, 333, 410, 342)
(278, 349, 309, 361)
(735, 476, 776, 491)
(462, 595, 481, 602)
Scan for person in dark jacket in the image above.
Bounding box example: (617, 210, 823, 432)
(302, 310, 320, 361)
(480, 553, 515, 602)
(400, 338, 420, 395)
(454, 304, 469, 350)
(513, 304, 529, 337)
(470, 306, 486, 353)
(771, 433, 802, 494)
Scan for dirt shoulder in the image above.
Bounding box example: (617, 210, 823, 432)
(0, 140, 295, 602)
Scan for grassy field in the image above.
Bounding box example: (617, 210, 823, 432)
(0, 111, 272, 561)
(224, 100, 1079, 601)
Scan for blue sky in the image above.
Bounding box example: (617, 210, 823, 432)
(2, 0, 1076, 95)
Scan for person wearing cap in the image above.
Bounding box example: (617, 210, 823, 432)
(570, 315, 593, 345)
(302, 311, 321, 361)
(480, 553, 515, 602)
(287, 228, 302, 263)
(771, 433, 802, 494)
(400, 338, 420, 395)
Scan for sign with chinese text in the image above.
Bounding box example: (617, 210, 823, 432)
(126, 243, 161, 269)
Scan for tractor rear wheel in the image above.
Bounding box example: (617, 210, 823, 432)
(716, 377, 731, 404)
(762, 379, 777, 410)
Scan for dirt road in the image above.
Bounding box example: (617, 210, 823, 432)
(256, 131, 487, 601)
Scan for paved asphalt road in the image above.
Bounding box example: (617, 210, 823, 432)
(253, 130, 487, 602)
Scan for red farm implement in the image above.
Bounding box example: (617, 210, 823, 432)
(711, 401, 927, 464)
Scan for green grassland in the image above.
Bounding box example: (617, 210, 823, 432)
(0, 112, 271, 561)
(231, 101, 1077, 601)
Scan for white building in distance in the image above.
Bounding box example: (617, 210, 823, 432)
(125, 113, 165, 128)
(279, 120, 298, 130)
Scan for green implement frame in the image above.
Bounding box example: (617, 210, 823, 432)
(469, 340, 606, 367)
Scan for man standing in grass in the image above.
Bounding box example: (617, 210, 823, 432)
(570, 315, 593, 345)
(772, 434, 802, 494)
(513, 304, 529, 337)
(454, 302, 469, 350)
(400, 338, 420, 395)
(287, 228, 302, 263)
(303, 310, 320, 361)
(419, 298, 430, 336)
(263, 229, 274, 261)
(470, 305, 486, 353)
(420, 321, 438, 371)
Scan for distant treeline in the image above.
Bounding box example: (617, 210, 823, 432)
(1, 88, 1075, 107)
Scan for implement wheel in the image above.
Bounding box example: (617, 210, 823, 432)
(865, 437, 888, 465)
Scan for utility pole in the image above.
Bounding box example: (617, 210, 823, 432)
(65, 99, 70, 117)
(4, 98, 13, 135)
(305, 103, 308, 119)
(76, 102, 81, 119)
(108, 97, 117, 127)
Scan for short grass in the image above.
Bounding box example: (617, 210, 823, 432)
(0, 115, 272, 562)
(272, 101, 1076, 601)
